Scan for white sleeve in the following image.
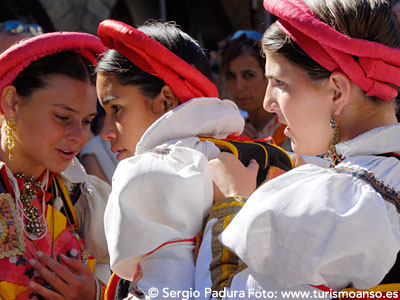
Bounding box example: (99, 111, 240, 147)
(75, 175, 111, 283)
(104, 144, 213, 280)
(221, 164, 400, 290)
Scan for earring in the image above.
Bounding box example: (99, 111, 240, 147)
(5, 118, 16, 161)
(328, 116, 343, 167)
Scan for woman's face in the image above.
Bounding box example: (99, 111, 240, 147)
(9, 74, 97, 176)
(96, 73, 160, 161)
(225, 53, 267, 113)
(263, 53, 333, 155)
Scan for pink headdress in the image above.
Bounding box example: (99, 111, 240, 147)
(0, 31, 106, 113)
(264, 0, 400, 101)
(97, 19, 219, 103)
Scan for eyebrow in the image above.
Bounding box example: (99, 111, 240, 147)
(101, 95, 118, 107)
(52, 104, 97, 117)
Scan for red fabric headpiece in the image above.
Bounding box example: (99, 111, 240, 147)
(97, 19, 219, 103)
(0, 31, 106, 113)
(264, 0, 400, 101)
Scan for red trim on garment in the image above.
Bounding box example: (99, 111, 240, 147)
(0, 166, 56, 203)
(145, 238, 196, 257)
(104, 272, 120, 300)
(1, 165, 14, 197)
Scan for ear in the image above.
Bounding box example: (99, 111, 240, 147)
(1, 85, 18, 119)
(151, 85, 180, 115)
(328, 71, 351, 115)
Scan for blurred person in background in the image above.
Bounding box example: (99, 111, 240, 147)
(219, 30, 291, 150)
(0, 20, 43, 52)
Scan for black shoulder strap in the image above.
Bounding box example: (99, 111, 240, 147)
(377, 152, 400, 160)
(201, 138, 293, 186)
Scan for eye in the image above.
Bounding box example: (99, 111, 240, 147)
(55, 114, 69, 121)
(243, 71, 255, 79)
(273, 79, 285, 88)
(83, 119, 93, 126)
(112, 105, 121, 114)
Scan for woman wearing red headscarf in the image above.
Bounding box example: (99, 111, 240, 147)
(95, 20, 245, 299)
(0, 33, 110, 299)
(207, 0, 400, 298)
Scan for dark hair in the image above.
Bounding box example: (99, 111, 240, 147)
(95, 20, 212, 99)
(219, 33, 265, 76)
(263, 0, 400, 103)
(13, 51, 95, 98)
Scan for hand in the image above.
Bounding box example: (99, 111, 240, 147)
(290, 153, 306, 168)
(28, 251, 96, 300)
(241, 123, 257, 139)
(210, 152, 259, 203)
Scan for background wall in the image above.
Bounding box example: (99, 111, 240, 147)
(0, 0, 271, 54)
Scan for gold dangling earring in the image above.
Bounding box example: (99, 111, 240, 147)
(72, 158, 75, 168)
(328, 116, 343, 167)
(5, 118, 16, 161)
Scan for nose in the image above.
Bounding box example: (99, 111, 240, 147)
(66, 122, 85, 144)
(263, 84, 279, 113)
(235, 77, 246, 93)
(100, 116, 117, 142)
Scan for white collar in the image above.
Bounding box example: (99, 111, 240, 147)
(60, 157, 88, 184)
(135, 97, 244, 155)
(336, 123, 400, 158)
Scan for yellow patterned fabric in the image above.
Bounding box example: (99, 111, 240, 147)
(208, 196, 247, 296)
(0, 281, 28, 300)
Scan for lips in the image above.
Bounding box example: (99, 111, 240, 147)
(56, 149, 77, 160)
(116, 150, 127, 161)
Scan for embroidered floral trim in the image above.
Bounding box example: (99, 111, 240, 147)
(332, 167, 400, 213)
(0, 193, 26, 258)
(149, 147, 172, 155)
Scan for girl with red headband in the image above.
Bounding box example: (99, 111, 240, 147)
(208, 0, 400, 298)
(0, 33, 110, 299)
(95, 19, 246, 299)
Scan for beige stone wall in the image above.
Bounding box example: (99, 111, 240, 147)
(38, 0, 118, 34)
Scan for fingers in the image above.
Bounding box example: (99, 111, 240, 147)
(29, 252, 97, 300)
(247, 159, 260, 172)
(30, 251, 76, 284)
(28, 281, 64, 300)
(59, 254, 93, 276)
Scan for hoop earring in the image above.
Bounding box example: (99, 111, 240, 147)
(5, 118, 16, 161)
(328, 116, 343, 167)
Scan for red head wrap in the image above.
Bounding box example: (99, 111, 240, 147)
(264, 0, 400, 101)
(0, 31, 106, 113)
(97, 19, 219, 103)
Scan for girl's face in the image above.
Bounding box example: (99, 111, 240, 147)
(263, 53, 333, 155)
(225, 53, 267, 113)
(96, 73, 160, 161)
(6, 74, 97, 177)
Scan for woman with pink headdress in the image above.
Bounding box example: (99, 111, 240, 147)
(0, 32, 110, 299)
(206, 0, 400, 298)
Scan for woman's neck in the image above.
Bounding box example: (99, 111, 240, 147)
(339, 99, 398, 142)
(0, 149, 46, 180)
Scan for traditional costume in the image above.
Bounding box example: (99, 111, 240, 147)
(0, 32, 110, 300)
(97, 20, 246, 299)
(216, 0, 400, 298)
